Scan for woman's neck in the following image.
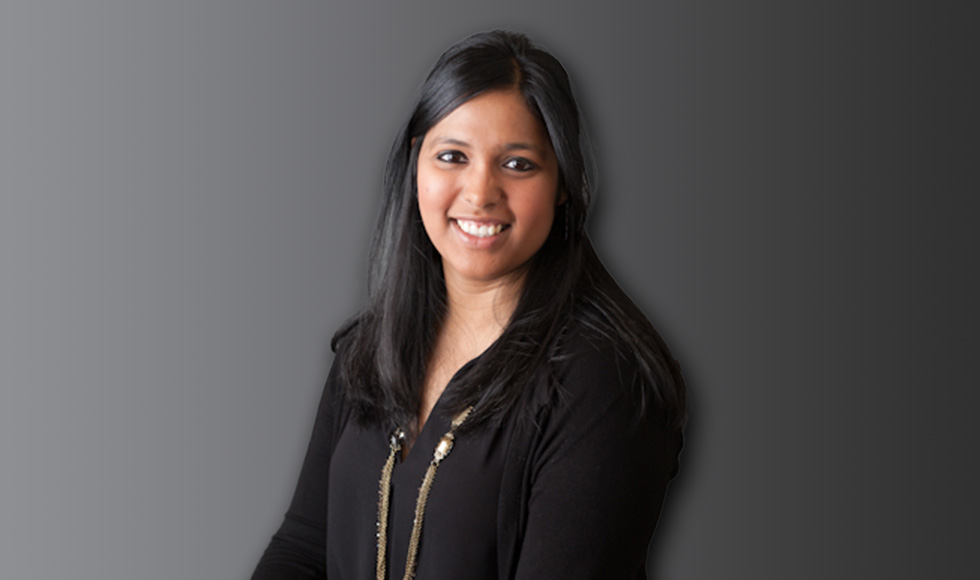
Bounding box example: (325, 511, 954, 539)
(442, 269, 523, 350)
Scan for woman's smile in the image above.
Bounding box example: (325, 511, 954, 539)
(450, 219, 513, 252)
(452, 218, 509, 239)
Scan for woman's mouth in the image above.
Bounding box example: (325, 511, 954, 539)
(453, 219, 509, 238)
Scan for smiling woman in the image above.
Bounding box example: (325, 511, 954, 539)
(252, 30, 687, 580)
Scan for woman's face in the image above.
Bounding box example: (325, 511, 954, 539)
(416, 89, 562, 290)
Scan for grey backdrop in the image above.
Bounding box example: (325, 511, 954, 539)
(1, 1, 972, 579)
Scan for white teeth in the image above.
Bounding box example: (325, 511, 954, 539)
(456, 219, 504, 238)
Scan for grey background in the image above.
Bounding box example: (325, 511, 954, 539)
(1, 1, 972, 579)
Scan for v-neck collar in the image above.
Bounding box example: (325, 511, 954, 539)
(396, 354, 483, 464)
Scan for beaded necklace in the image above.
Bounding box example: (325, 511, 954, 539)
(375, 406, 473, 580)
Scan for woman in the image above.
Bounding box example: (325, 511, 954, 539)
(252, 30, 686, 580)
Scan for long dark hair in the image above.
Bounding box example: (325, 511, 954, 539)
(333, 30, 686, 434)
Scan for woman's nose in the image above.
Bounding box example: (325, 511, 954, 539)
(462, 163, 501, 208)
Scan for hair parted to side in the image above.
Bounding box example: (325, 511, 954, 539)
(333, 30, 686, 434)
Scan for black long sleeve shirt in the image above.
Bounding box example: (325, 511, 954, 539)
(252, 326, 682, 579)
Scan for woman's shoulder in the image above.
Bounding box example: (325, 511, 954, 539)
(329, 314, 363, 354)
(524, 317, 681, 477)
(547, 291, 686, 429)
(554, 312, 643, 372)
(547, 319, 648, 410)
(545, 310, 681, 430)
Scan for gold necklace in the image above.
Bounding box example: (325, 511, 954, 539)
(375, 407, 473, 580)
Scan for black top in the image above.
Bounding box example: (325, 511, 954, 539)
(252, 326, 682, 579)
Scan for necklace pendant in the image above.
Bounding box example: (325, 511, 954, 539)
(390, 429, 405, 451)
(433, 433, 455, 463)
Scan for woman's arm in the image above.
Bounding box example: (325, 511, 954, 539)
(251, 363, 346, 580)
(512, 343, 681, 579)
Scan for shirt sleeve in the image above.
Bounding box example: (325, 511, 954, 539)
(251, 362, 346, 580)
(512, 343, 681, 579)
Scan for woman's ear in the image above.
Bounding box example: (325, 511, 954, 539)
(557, 188, 567, 205)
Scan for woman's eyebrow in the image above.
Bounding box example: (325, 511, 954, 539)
(503, 142, 540, 153)
(431, 137, 469, 147)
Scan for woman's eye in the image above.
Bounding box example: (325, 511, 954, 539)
(436, 151, 466, 163)
(504, 158, 536, 172)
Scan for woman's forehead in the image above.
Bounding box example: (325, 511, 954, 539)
(423, 90, 553, 152)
